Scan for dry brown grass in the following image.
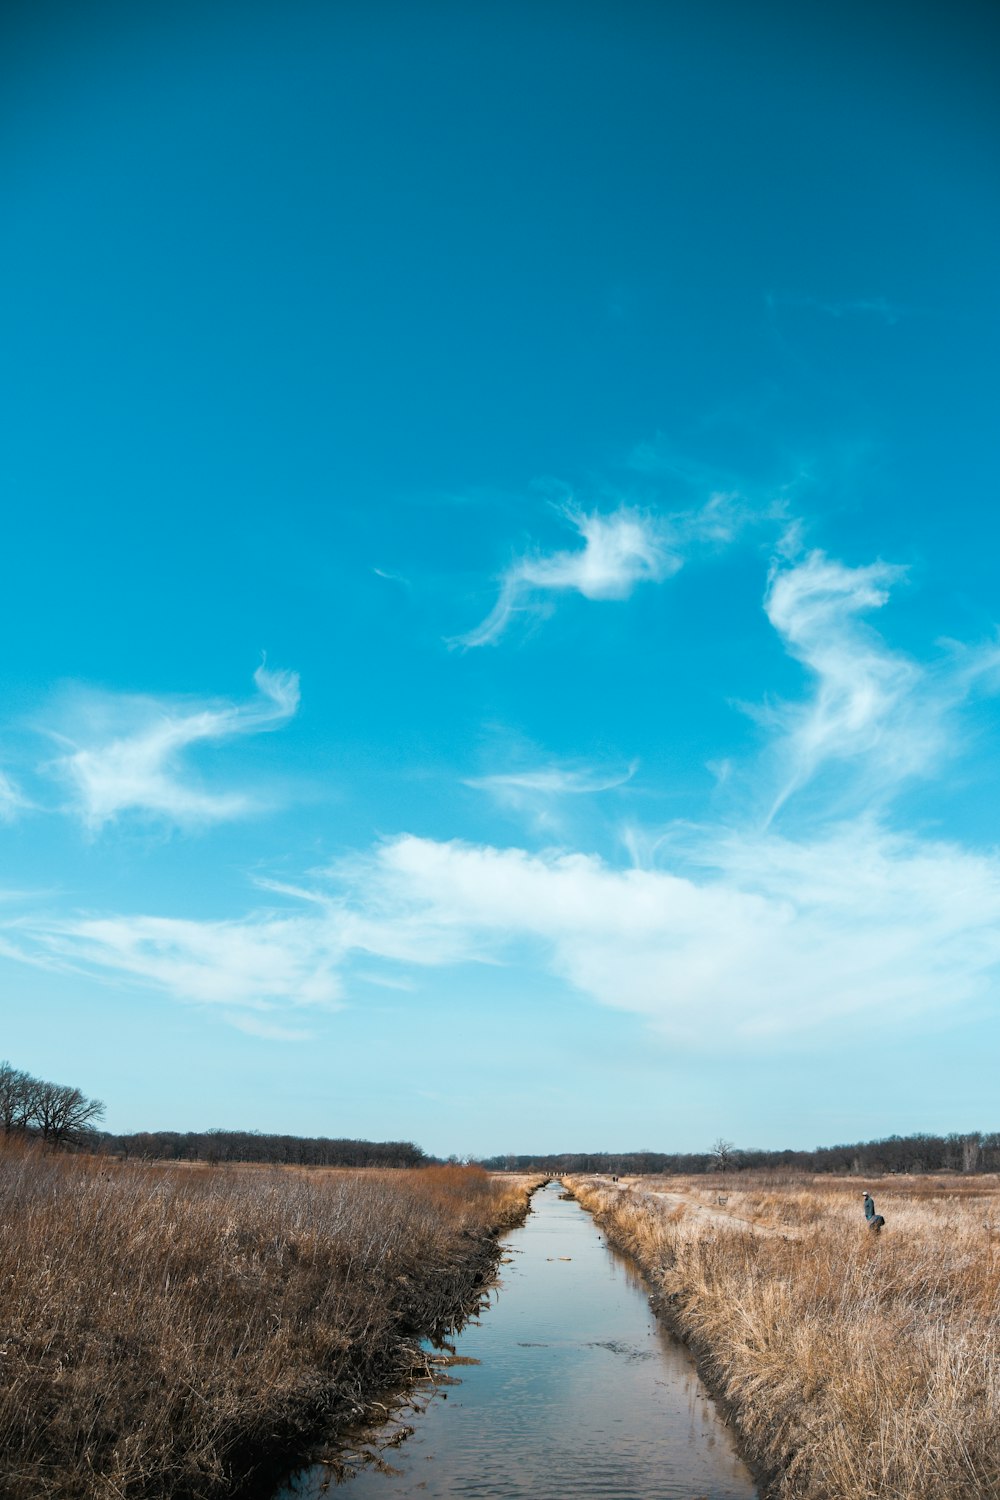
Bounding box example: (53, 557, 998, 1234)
(0, 1140, 535, 1499)
(568, 1173, 1000, 1500)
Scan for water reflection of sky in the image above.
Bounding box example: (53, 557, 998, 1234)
(277, 1183, 758, 1500)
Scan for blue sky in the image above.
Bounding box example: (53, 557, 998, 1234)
(2, 0, 999, 1155)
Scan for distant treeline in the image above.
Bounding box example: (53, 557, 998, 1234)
(479, 1131, 1000, 1176)
(99, 1129, 429, 1168)
(7, 1051, 999, 1176)
(1, 1059, 428, 1165)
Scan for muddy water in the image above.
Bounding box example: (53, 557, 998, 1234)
(276, 1181, 758, 1499)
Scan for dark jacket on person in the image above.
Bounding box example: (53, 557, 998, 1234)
(863, 1192, 885, 1230)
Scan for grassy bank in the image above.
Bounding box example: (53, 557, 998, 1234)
(567, 1173, 1000, 1500)
(0, 1141, 536, 1499)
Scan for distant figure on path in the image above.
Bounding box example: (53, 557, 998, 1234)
(863, 1191, 886, 1232)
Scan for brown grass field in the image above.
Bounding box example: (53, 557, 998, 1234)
(567, 1172, 1000, 1500)
(0, 1141, 535, 1500)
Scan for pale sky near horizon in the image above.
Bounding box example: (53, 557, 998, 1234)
(2, 0, 999, 1156)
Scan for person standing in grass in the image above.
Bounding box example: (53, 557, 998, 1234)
(863, 1191, 885, 1231)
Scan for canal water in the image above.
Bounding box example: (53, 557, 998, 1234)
(277, 1180, 758, 1499)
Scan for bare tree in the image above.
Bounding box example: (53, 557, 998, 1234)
(33, 1082, 105, 1148)
(961, 1133, 982, 1174)
(0, 1061, 24, 1133)
(0, 1061, 40, 1135)
(711, 1137, 736, 1172)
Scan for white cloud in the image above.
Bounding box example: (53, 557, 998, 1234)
(356, 828, 1000, 1040)
(14, 817, 1000, 1047)
(455, 486, 790, 648)
(49, 665, 299, 831)
(763, 550, 932, 816)
(456, 507, 678, 646)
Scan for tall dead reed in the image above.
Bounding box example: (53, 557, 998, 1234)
(568, 1174, 1000, 1500)
(0, 1140, 532, 1499)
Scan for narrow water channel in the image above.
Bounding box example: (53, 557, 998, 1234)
(277, 1181, 758, 1499)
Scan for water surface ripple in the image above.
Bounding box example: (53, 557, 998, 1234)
(277, 1181, 758, 1499)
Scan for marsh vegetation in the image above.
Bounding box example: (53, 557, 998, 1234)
(0, 1141, 533, 1499)
(568, 1173, 1000, 1500)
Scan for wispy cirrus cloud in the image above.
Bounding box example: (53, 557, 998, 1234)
(227, 1014, 315, 1042)
(24, 906, 345, 1011)
(455, 484, 790, 649)
(465, 759, 638, 833)
(758, 548, 1000, 820)
(0, 771, 29, 822)
(455, 506, 677, 647)
(48, 664, 300, 831)
(626, 437, 796, 522)
(763, 550, 921, 816)
(466, 762, 637, 798)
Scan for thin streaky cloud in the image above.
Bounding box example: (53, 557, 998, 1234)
(0, 931, 82, 974)
(765, 291, 904, 325)
(625, 441, 796, 528)
(29, 907, 345, 1010)
(466, 763, 637, 796)
(49, 664, 300, 831)
(0, 770, 29, 822)
(353, 969, 418, 992)
(251, 875, 340, 908)
(226, 1014, 315, 1042)
(627, 435, 747, 487)
(820, 297, 901, 324)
